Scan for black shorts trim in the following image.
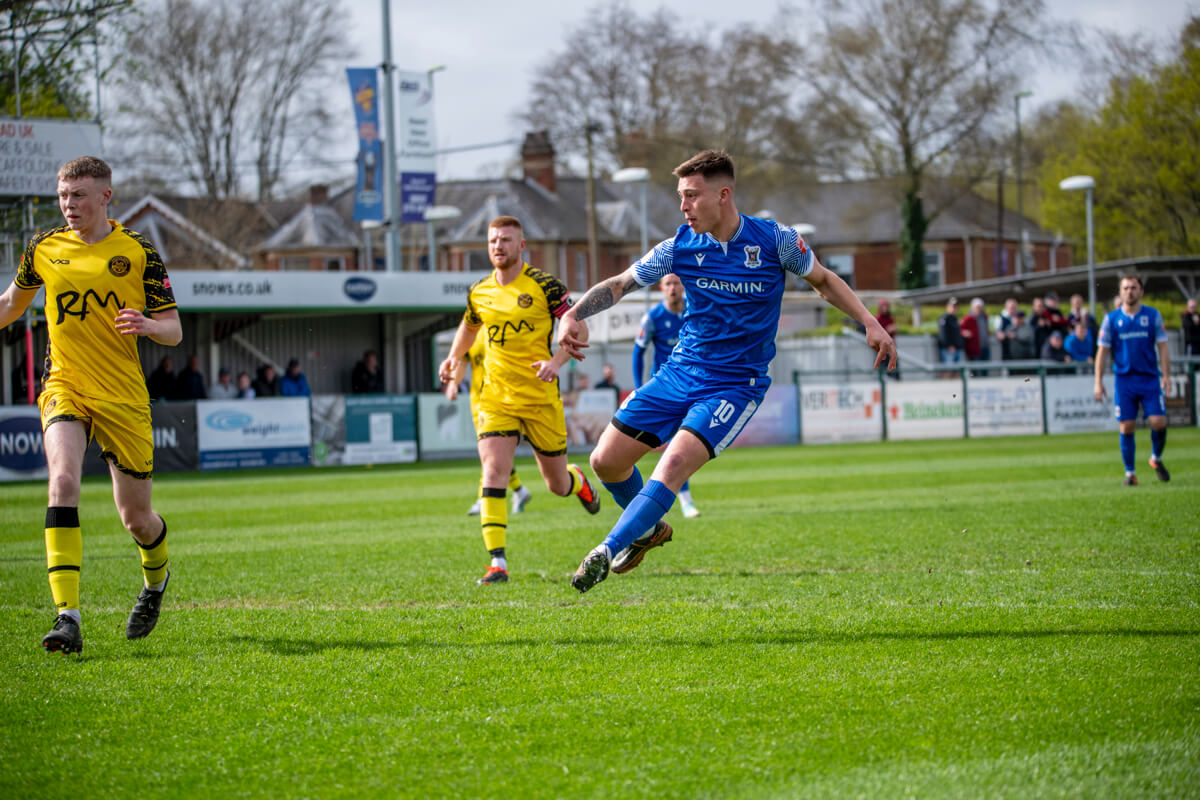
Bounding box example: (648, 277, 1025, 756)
(612, 418, 663, 449)
(679, 425, 717, 459)
(530, 444, 567, 457)
(101, 450, 152, 480)
(478, 429, 520, 440)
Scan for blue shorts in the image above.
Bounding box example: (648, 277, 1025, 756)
(612, 361, 769, 457)
(1113, 373, 1165, 421)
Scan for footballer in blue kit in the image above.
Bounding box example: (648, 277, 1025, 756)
(558, 149, 897, 593)
(632, 272, 700, 517)
(1094, 274, 1172, 486)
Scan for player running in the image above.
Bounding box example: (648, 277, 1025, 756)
(444, 332, 533, 516)
(0, 156, 182, 653)
(1094, 274, 1172, 486)
(557, 149, 896, 593)
(632, 272, 699, 518)
(438, 216, 601, 585)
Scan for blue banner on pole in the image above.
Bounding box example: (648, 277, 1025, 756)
(347, 67, 384, 222)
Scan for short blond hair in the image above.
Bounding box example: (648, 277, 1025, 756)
(57, 156, 112, 183)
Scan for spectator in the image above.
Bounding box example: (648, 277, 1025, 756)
(936, 297, 965, 374)
(279, 358, 311, 397)
(994, 297, 1019, 361)
(594, 363, 621, 401)
(1183, 298, 1200, 357)
(1008, 309, 1037, 373)
(147, 356, 175, 402)
(874, 299, 898, 338)
(235, 372, 256, 399)
(959, 297, 990, 372)
(174, 354, 207, 400)
(1042, 291, 1070, 337)
(252, 364, 280, 397)
(1041, 329, 1070, 372)
(1066, 294, 1097, 346)
(209, 367, 238, 400)
(1064, 319, 1095, 366)
(351, 350, 385, 394)
(1030, 297, 1049, 356)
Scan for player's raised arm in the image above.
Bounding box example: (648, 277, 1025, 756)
(804, 258, 898, 371)
(438, 319, 481, 385)
(0, 282, 39, 329)
(558, 265, 643, 359)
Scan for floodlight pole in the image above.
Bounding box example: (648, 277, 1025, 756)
(380, 0, 401, 272)
(1059, 175, 1097, 318)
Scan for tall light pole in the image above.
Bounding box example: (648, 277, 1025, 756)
(379, 0, 400, 272)
(1058, 175, 1096, 317)
(612, 166, 651, 311)
(1015, 90, 1033, 276)
(424, 205, 461, 271)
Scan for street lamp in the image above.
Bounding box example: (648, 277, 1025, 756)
(423, 205, 461, 271)
(1058, 175, 1096, 317)
(1015, 90, 1033, 276)
(612, 166, 651, 310)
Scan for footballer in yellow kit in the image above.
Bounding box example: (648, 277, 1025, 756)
(438, 215, 601, 585)
(0, 156, 182, 655)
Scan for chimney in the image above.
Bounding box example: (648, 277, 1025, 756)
(308, 184, 329, 206)
(521, 131, 556, 193)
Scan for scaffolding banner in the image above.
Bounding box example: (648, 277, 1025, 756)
(347, 68, 384, 222)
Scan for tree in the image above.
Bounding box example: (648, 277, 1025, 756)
(1, 0, 130, 119)
(1039, 19, 1200, 259)
(796, 0, 1048, 287)
(112, 0, 347, 202)
(520, 1, 808, 190)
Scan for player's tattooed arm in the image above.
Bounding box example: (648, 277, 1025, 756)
(573, 273, 641, 320)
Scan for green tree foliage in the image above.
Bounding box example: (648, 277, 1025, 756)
(1040, 19, 1200, 259)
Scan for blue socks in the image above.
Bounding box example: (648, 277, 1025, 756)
(602, 467, 644, 510)
(1150, 427, 1166, 461)
(1119, 432, 1136, 472)
(602, 480, 676, 555)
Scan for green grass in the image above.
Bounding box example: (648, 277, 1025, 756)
(2, 431, 1198, 798)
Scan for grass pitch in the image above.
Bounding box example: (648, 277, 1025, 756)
(1, 431, 1198, 798)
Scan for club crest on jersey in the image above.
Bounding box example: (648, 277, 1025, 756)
(517, 293, 533, 308)
(1139, 315, 1148, 326)
(743, 245, 762, 269)
(108, 255, 131, 277)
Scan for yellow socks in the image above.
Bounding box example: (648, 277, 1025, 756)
(136, 517, 169, 589)
(45, 507, 82, 615)
(480, 488, 507, 552)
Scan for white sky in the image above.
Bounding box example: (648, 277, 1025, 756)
(323, 0, 1195, 184)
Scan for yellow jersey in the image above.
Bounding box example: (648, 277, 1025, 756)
(16, 221, 177, 404)
(467, 334, 487, 398)
(464, 263, 571, 406)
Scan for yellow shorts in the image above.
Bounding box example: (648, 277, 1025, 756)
(39, 387, 154, 478)
(476, 396, 568, 456)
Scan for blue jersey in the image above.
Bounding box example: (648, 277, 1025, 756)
(632, 302, 684, 387)
(632, 215, 813, 378)
(1098, 305, 1167, 376)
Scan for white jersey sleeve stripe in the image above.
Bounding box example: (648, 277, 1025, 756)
(632, 239, 676, 286)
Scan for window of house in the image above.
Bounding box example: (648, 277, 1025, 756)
(325, 256, 346, 271)
(280, 255, 311, 271)
(924, 250, 944, 287)
(822, 253, 854, 288)
(573, 252, 589, 292)
(465, 250, 490, 272)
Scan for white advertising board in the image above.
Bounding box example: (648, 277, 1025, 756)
(0, 118, 102, 195)
(0, 405, 48, 481)
(161, 270, 491, 311)
(966, 377, 1043, 437)
(883, 380, 964, 441)
(1045, 375, 1116, 434)
(799, 382, 883, 443)
(196, 398, 311, 470)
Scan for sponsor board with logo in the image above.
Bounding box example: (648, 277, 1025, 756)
(966, 377, 1043, 437)
(197, 398, 312, 470)
(729, 384, 799, 448)
(0, 118, 102, 195)
(80, 402, 199, 475)
(417, 393, 477, 457)
(344, 395, 417, 464)
(0, 406, 47, 481)
(1045, 375, 1116, 434)
(883, 381, 964, 440)
(799, 382, 882, 443)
